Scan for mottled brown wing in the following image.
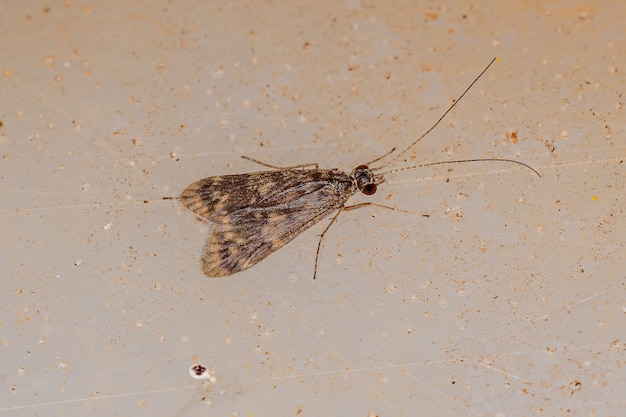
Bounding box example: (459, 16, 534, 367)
(180, 170, 327, 223)
(178, 169, 355, 277)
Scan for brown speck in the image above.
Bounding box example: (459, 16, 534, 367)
(43, 55, 56, 67)
(568, 380, 582, 394)
(506, 131, 519, 144)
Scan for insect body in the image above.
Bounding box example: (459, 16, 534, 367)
(176, 57, 540, 278)
(179, 164, 383, 277)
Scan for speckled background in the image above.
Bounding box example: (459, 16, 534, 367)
(1, 1, 624, 416)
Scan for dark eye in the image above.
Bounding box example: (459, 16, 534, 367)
(355, 164, 369, 170)
(362, 183, 377, 195)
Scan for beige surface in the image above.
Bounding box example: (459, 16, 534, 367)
(1, 1, 624, 416)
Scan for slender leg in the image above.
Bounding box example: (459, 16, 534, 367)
(313, 208, 344, 279)
(344, 202, 430, 217)
(241, 155, 318, 170)
(363, 147, 396, 166)
(313, 203, 429, 279)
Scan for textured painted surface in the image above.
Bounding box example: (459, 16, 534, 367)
(1, 1, 624, 416)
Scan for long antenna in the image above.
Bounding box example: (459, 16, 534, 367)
(375, 57, 497, 170)
(378, 157, 541, 177)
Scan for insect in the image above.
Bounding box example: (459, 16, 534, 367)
(174, 57, 540, 279)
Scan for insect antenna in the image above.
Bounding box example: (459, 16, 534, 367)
(373, 57, 498, 170)
(378, 157, 541, 178)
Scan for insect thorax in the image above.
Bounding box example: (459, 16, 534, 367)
(325, 169, 355, 195)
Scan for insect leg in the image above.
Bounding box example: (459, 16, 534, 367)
(313, 202, 429, 279)
(241, 155, 319, 170)
(344, 202, 429, 217)
(313, 207, 345, 279)
(362, 147, 396, 166)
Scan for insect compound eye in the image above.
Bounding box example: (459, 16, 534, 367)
(362, 183, 377, 195)
(355, 165, 369, 170)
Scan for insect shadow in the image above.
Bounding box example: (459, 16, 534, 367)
(169, 57, 540, 279)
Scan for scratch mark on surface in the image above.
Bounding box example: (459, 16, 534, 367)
(0, 386, 186, 412)
(478, 361, 530, 383)
(574, 284, 621, 306)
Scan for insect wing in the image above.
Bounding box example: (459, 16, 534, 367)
(180, 170, 330, 222)
(194, 170, 354, 276)
(181, 171, 281, 222)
